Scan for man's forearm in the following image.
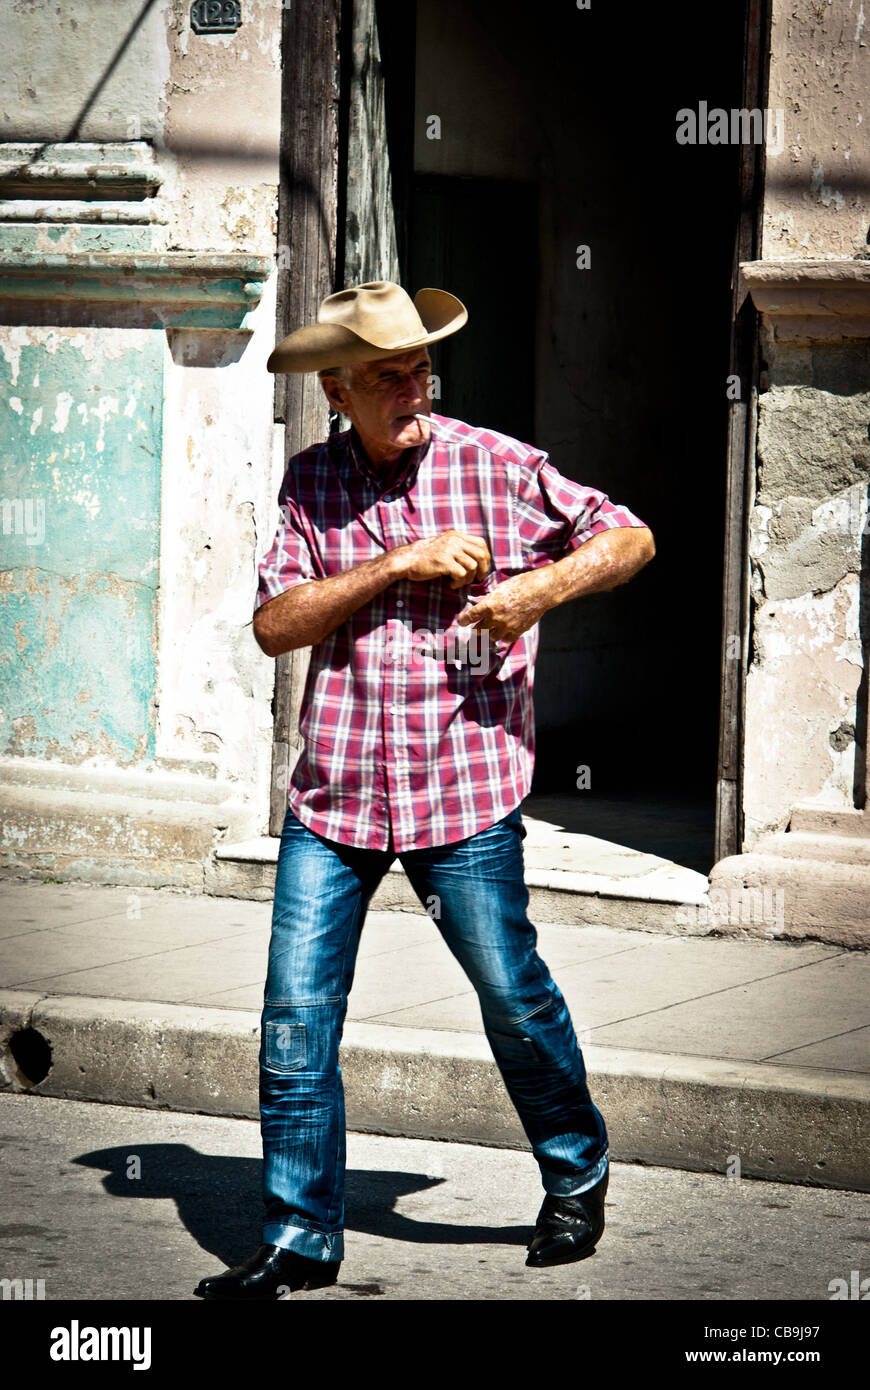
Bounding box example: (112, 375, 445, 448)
(537, 526, 655, 610)
(456, 523, 655, 645)
(254, 548, 406, 657)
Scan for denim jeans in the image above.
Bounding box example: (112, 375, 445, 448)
(259, 804, 609, 1262)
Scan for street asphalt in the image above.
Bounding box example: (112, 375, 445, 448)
(1, 1093, 868, 1302)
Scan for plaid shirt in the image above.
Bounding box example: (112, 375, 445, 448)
(256, 413, 647, 851)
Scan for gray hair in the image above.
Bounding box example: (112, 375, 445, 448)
(318, 364, 353, 387)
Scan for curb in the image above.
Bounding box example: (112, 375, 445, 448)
(1, 989, 867, 1192)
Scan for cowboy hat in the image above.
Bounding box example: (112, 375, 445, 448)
(266, 280, 467, 374)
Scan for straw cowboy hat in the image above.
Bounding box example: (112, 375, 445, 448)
(266, 280, 467, 374)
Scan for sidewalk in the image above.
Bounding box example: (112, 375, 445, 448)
(1, 879, 868, 1191)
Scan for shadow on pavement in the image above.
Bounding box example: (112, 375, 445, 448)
(73, 1143, 529, 1269)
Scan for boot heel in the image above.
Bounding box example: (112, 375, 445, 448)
(304, 1261, 341, 1290)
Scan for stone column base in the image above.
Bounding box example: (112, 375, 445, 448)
(709, 828, 870, 948)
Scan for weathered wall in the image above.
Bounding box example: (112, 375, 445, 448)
(744, 337, 869, 842)
(0, 1, 281, 254)
(0, 0, 286, 866)
(161, 1, 281, 254)
(2, 0, 171, 145)
(763, 0, 870, 259)
(157, 304, 282, 792)
(1, 327, 162, 764)
(741, 0, 870, 846)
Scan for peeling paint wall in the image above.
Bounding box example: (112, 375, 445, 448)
(0, 328, 163, 764)
(1, 0, 285, 855)
(3, 0, 171, 145)
(743, 0, 870, 847)
(156, 281, 281, 794)
(744, 332, 870, 844)
(0, 1, 281, 255)
(764, 0, 870, 258)
(162, 0, 281, 253)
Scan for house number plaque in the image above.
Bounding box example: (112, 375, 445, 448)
(191, 1, 242, 34)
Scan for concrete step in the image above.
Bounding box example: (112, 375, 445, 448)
(0, 766, 259, 891)
(208, 800, 712, 935)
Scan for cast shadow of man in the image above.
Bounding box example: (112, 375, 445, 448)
(73, 1144, 528, 1271)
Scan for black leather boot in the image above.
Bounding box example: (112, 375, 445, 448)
(194, 1244, 341, 1300)
(525, 1168, 608, 1267)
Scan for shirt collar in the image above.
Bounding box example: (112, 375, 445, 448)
(346, 424, 431, 494)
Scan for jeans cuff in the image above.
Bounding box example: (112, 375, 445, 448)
(540, 1148, 609, 1198)
(263, 1222, 344, 1262)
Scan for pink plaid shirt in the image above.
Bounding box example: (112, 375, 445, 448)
(256, 413, 647, 851)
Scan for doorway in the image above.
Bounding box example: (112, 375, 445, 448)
(271, 0, 752, 875)
(387, 0, 748, 874)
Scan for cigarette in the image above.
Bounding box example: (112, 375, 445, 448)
(413, 413, 468, 445)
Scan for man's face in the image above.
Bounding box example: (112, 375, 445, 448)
(321, 349, 432, 466)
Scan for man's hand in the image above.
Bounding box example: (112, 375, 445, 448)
(399, 530, 491, 589)
(456, 526, 656, 646)
(457, 568, 552, 645)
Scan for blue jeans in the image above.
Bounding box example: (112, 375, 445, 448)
(259, 805, 609, 1262)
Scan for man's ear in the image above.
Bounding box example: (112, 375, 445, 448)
(319, 374, 349, 414)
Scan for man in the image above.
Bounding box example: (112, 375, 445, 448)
(195, 281, 654, 1300)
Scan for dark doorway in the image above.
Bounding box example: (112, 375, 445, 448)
(377, 0, 748, 873)
(409, 175, 537, 445)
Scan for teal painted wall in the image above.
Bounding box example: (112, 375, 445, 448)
(0, 332, 163, 764)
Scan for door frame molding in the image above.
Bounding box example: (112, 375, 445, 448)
(714, 0, 772, 862)
(269, 0, 343, 837)
(268, 0, 409, 836)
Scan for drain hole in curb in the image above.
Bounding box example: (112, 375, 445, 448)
(8, 1028, 52, 1086)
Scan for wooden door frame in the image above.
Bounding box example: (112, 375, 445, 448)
(714, 0, 772, 862)
(269, 0, 343, 836)
(268, 0, 413, 835)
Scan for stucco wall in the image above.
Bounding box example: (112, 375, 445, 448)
(743, 335, 870, 843)
(157, 303, 282, 795)
(0, 0, 285, 842)
(763, 0, 870, 259)
(741, 0, 870, 847)
(1, 0, 281, 253)
(1, 327, 163, 764)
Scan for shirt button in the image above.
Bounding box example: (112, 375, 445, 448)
(396, 600, 404, 608)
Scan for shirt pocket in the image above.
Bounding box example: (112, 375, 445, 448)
(459, 567, 524, 682)
(463, 563, 518, 600)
